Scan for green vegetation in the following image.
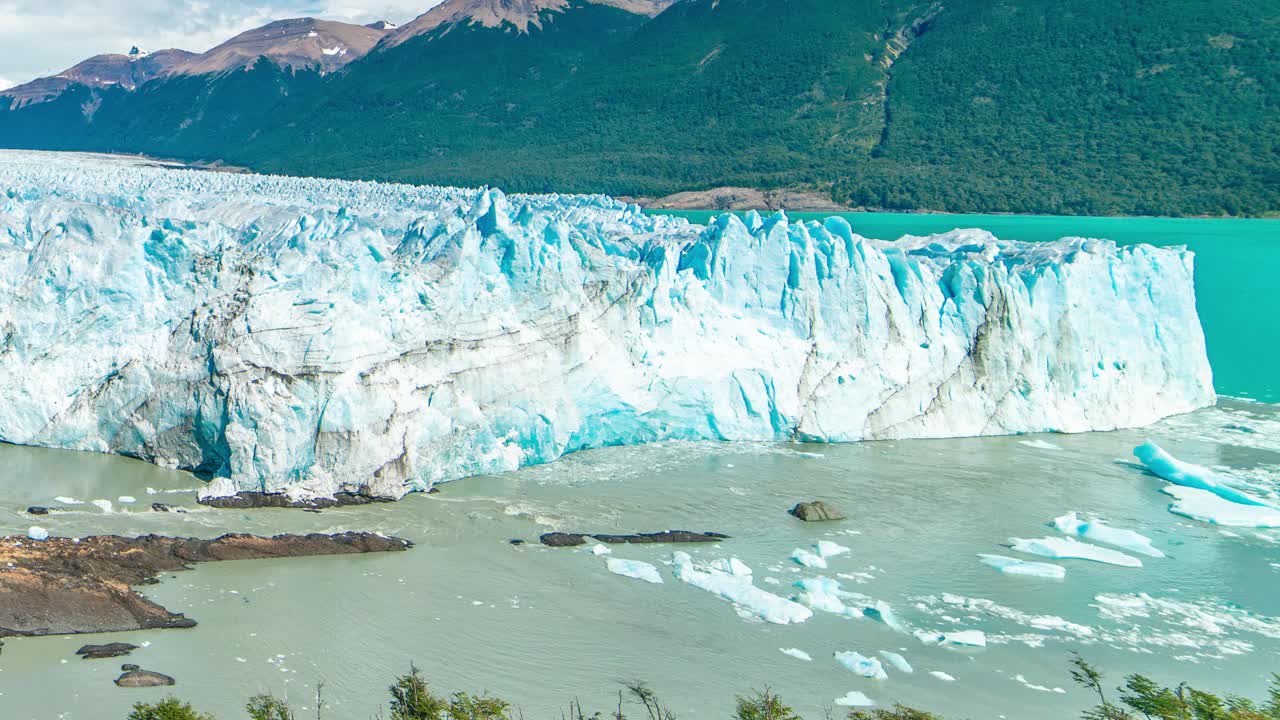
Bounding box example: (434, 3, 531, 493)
(4, 0, 1275, 216)
(118, 658, 1280, 720)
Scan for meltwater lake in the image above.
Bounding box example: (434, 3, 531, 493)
(0, 212, 1276, 720)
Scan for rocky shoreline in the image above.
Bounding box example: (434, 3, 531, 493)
(0, 532, 411, 637)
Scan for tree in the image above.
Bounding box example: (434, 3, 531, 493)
(389, 665, 447, 720)
(246, 694, 295, 720)
(733, 689, 801, 720)
(126, 697, 214, 720)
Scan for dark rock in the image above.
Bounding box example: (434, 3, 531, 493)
(509, 539, 526, 546)
(26, 506, 50, 516)
(789, 501, 845, 522)
(540, 533, 588, 547)
(151, 503, 171, 512)
(198, 491, 395, 510)
(115, 669, 175, 687)
(76, 642, 138, 659)
(427, 486, 441, 494)
(121, 663, 140, 672)
(540, 530, 729, 547)
(0, 531, 411, 638)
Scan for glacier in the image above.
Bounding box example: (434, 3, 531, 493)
(0, 150, 1215, 500)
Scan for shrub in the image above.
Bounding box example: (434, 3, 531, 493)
(246, 694, 295, 720)
(126, 697, 214, 720)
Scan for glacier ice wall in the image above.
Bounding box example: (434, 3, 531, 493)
(0, 151, 1215, 499)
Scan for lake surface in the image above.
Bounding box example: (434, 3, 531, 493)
(1, 212, 1278, 720)
(654, 212, 1280, 404)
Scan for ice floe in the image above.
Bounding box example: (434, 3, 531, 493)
(815, 540, 851, 558)
(1162, 486, 1280, 528)
(1010, 536, 1143, 567)
(606, 559, 663, 584)
(1135, 442, 1277, 508)
(91, 499, 113, 513)
(791, 548, 827, 568)
(588, 544, 612, 556)
(880, 651, 913, 673)
(1019, 439, 1061, 450)
(779, 648, 812, 662)
(792, 577, 864, 618)
(672, 552, 811, 625)
(27, 526, 48, 540)
(53, 496, 81, 505)
(1015, 674, 1065, 694)
(835, 651, 887, 680)
(930, 671, 957, 682)
(978, 554, 1066, 579)
(834, 691, 875, 708)
(1052, 512, 1164, 558)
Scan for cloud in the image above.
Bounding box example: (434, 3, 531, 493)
(0, 0, 440, 86)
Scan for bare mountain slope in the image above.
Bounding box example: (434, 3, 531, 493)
(381, 0, 674, 47)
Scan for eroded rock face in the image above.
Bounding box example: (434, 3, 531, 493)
(0, 152, 1215, 501)
(0, 533, 411, 637)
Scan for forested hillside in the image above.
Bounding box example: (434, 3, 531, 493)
(1, 0, 1275, 216)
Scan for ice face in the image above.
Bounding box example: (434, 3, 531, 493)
(1010, 536, 1143, 568)
(0, 151, 1216, 499)
(1051, 512, 1165, 558)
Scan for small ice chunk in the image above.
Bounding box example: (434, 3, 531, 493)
(117, 496, 136, 504)
(792, 577, 864, 618)
(834, 691, 875, 708)
(1052, 512, 1164, 558)
(27, 526, 48, 541)
(588, 544, 611, 556)
(606, 559, 663, 584)
(979, 554, 1067, 579)
(708, 557, 752, 577)
(672, 552, 811, 625)
(815, 540, 850, 558)
(880, 651, 913, 673)
(930, 671, 957, 682)
(91, 499, 113, 513)
(780, 648, 812, 662)
(1162, 486, 1280, 528)
(1010, 536, 1142, 568)
(835, 651, 887, 680)
(864, 600, 909, 633)
(1019, 439, 1061, 450)
(792, 548, 827, 568)
(54, 496, 82, 505)
(1135, 443, 1277, 508)
(941, 630, 986, 647)
(1015, 674, 1065, 693)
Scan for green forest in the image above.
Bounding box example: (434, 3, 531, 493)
(1, 0, 1276, 217)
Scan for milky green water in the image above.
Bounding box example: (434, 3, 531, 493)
(654, 212, 1280, 404)
(1, 213, 1278, 720)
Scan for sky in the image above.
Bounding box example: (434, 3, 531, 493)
(0, 0, 444, 89)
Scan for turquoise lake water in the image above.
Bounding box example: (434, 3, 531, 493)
(654, 212, 1280, 404)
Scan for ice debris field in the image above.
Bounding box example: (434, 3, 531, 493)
(0, 150, 1217, 500)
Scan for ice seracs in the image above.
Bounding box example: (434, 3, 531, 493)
(0, 151, 1216, 500)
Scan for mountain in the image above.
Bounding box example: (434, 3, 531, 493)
(175, 18, 391, 76)
(379, 0, 673, 47)
(2, 48, 195, 107)
(0, 0, 1276, 217)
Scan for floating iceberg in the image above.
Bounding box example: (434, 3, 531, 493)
(606, 559, 663, 584)
(588, 544, 612, 556)
(27, 526, 48, 540)
(916, 629, 987, 648)
(793, 576, 864, 618)
(835, 651, 888, 680)
(708, 557, 752, 577)
(1162, 486, 1280, 528)
(864, 600, 910, 634)
(792, 548, 828, 569)
(1052, 512, 1164, 558)
(672, 552, 812, 625)
(930, 671, 957, 682)
(780, 648, 812, 662)
(1010, 536, 1143, 568)
(0, 151, 1216, 499)
(880, 651, 913, 673)
(1134, 443, 1276, 508)
(978, 554, 1067, 579)
(834, 691, 875, 708)
(815, 540, 851, 558)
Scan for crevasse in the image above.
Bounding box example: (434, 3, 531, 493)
(0, 151, 1215, 499)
